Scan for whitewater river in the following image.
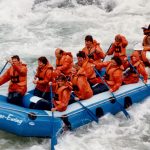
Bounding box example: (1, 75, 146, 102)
(0, 0, 150, 149)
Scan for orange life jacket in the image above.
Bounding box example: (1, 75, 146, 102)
(35, 63, 53, 92)
(56, 52, 73, 76)
(0, 63, 27, 95)
(105, 63, 123, 92)
(82, 40, 105, 62)
(107, 35, 128, 57)
(72, 68, 93, 99)
(53, 82, 72, 112)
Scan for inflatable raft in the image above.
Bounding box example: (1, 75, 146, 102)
(0, 80, 150, 137)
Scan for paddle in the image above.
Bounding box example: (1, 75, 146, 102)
(94, 68, 130, 119)
(127, 59, 150, 89)
(102, 43, 113, 62)
(0, 61, 9, 75)
(71, 93, 99, 123)
(50, 83, 57, 150)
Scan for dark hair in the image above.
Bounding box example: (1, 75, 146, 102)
(85, 35, 93, 43)
(56, 74, 67, 81)
(111, 56, 122, 66)
(76, 51, 86, 59)
(59, 49, 64, 55)
(38, 56, 48, 65)
(11, 55, 20, 61)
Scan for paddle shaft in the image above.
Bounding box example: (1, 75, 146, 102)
(102, 43, 113, 62)
(127, 60, 150, 89)
(50, 84, 57, 150)
(94, 68, 130, 119)
(0, 61, 8, 75)
(71, 93, 99, 123)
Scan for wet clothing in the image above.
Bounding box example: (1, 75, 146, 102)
(107, 35, 128, 69)
(80, 58, 101, 86)
(82, 40, 105, 64)
(71, 68, 93, 100)
(107, 35, 128, 57)
(33, 99, 52, 111)
(0, 62, 27, 106)
(56, 52, 73, 76)
(91, 83, 109, 95)
(123, 52, 148, 84)
(96, 61, 123, 92)
(34, 63, 53, 94)
(7, 92, 23, 106)
(53, 82, 72, 112)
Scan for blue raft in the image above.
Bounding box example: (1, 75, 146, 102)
(0, 80, 150, 138)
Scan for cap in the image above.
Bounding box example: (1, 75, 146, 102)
(141, 24, 150, 30)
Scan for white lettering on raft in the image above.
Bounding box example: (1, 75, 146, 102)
(0, 113, 23, 125)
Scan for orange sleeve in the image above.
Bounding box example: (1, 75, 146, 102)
(57, 55, 72, 71)
(55, 89, 71, 111)
(95, 61, 110, 70)
(137, 64, 148, 82)
(111, 70, 123, 92)
(37, 69, 53, 85)
(76, 76, 89, 99)
(121, 35, 128, 48)
(13, 64, 27, 76)
(0, 68, 11, 86)
(107, 43, 116, 55)
(95, 44, 105, 59)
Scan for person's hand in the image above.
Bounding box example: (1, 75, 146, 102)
(144, 80, 147, 84)
(109, 88, 113, 92)
(49, 82, 52, 86)
(6, 58, 13, 65)
(74, 97, 79, 101)
(56, 101, 61, 105)
(33, 78, 38, 84)
(51, 108, 57, 112)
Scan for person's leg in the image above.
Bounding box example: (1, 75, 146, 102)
(92, 83, 109, 95)
(7, 92, 23, 106)
(33, 99, 52, 110)
(33, 88, 43, 97)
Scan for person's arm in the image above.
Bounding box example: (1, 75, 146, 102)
(138, 64, 148, 83)
(110, 69, 123, 92)
(0, 68, 11, 86)
(13, 64, 27, 76)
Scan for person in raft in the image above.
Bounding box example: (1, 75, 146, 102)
(0, 55, 27, 106)
(123, 51, 148, 84)
(32, 56, 55, 110)
(96, 56, 124, 92)
(69, 67, 93, 104)
(106, 34, 129, 69)
(75, 51, 108, 95)
(82, 35, 105, 64)
(54, 48, 73, 80)
(140, 24, 150, 67)
(51, 74, 72, 112)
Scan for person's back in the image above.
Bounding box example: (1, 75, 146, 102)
(71, 67, 93, 100)
(55, 48, 73, 77)
(51, 74, 72, 112)
(0, 55, 27, 106)
(104, 56, 124, 92)
(123, 51, 148, 84)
